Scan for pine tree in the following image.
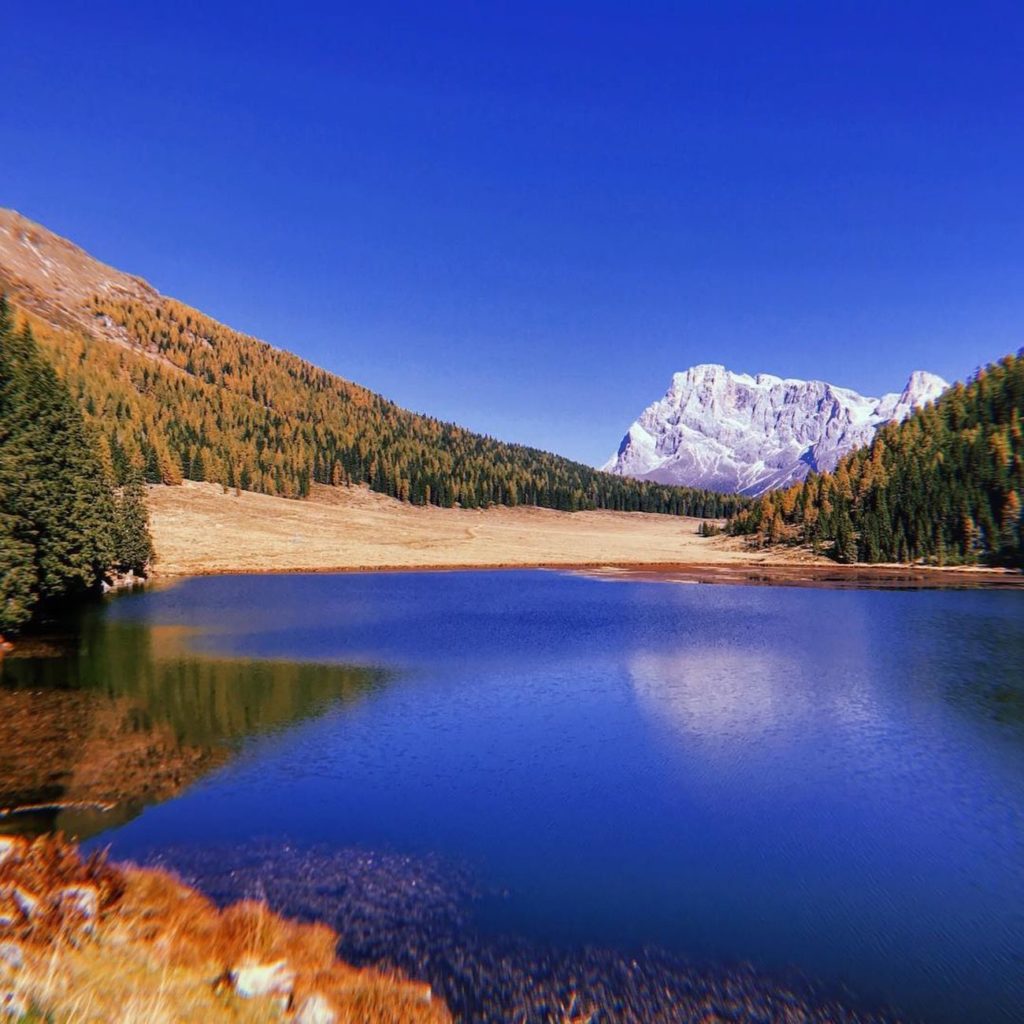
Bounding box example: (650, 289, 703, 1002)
(1000, 490, 1022, 562)
(2, 321, 115, 599)
(0, 298, 155, 631)
(0, 510, 36, 633)
(113, 473, 155, 574)
(833, 508, 858, 564)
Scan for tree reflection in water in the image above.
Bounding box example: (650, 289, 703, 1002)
(0, 609, 385, 839)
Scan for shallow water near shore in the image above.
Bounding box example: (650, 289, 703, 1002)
(4, 571, 1024, 1022)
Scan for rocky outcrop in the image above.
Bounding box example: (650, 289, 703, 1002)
(604, 364, 948, 495)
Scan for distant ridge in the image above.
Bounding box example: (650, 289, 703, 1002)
(0, 209, 744, 518)
(728, 351, 1023, 566)
(604, 363, 948, 496)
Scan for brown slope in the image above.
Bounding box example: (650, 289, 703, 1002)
(0, 208, 152, 334)
(0, 208, 277, 380)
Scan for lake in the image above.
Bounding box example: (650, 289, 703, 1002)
(3, 571, 1022, 1023)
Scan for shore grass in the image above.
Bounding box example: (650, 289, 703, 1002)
(0, 835, 450, 1024)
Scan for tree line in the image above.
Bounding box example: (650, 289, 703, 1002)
(0, 299, 153, 633)
(19, 292, 747, 518)
(727, 351, 1023, 566)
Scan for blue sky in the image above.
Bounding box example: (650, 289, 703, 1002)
(4, 2, 1023, 465)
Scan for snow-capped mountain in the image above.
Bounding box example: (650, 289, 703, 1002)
(603, 365, 948, 496)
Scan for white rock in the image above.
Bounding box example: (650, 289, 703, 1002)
(230, 959, 296, 1000)
(604, 364, 948, 495)
(0, 943, 22, 972)
(59, 885, 99, 920)
(293, 993, 337, 1024)
(0, 989, 28, 1018)
(10, 889, 39, 920)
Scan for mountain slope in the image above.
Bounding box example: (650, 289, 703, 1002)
(0, 210, 745, 518)
(604, 364, 948, 496)
(728, 352, 1023, 565)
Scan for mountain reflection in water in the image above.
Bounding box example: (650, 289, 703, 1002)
(0, 608, 384, 838)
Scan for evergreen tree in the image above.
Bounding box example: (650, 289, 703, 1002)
(1000, 490, 1022, 560)
(2, 320, 115, 599)
(113, 472, 155, 574)
(0, 298, 155, 632)
(728, 350, 1024, 567)
(833, 508, 858, 564)
(0, 506, 36, 633)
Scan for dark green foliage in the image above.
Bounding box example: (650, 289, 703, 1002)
(113, 473, 155, 575)
(833, 508, 858, 564)
(729, 351, 1024, 566)
(0, 299, 153, 632)
(0, 509, 35, 633)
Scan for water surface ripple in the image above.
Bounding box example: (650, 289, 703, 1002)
(15, 571, 1024, 1022)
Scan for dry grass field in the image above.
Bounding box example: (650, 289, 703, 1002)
(146, 483, 1023, 588)
(147, 481, 761, 577)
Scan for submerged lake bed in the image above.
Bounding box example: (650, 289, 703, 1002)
(3, 571, 1023, 1023)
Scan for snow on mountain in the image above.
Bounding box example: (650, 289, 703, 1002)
(603, 365, 948, 496)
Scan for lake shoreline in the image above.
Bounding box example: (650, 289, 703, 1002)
(148, 559, 1024, 590)
(5, 558, 1018, 659)
(0, 834, 447, 1023)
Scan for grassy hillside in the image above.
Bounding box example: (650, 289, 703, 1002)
(728, 351, 1024, 566)
(0, 210, 745, 518)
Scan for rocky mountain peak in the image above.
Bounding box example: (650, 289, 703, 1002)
(604, 365, 949, 496)
(902, 370, 948, 403)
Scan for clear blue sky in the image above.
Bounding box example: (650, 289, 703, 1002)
(4, 2, 1022, 465)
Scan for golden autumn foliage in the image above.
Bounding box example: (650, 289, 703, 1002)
(15, 292, 745, 517)
(729, 352, 1024, 566)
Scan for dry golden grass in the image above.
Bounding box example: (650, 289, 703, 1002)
(147, 481, 767, 577)
(0, 835, 449, 1024)
(147, 482, 1023, 589)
